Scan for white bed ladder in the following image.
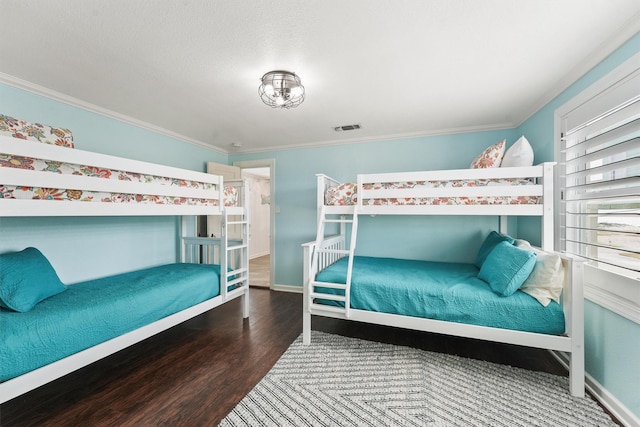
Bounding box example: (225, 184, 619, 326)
(221, 209, 249, 302)
(309, 205, 359, 317)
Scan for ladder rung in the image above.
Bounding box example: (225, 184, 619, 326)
(229, 267, 248, 275)
(309, 302, 347, 314)
(227, 244, 248, 251)
(311, 281, 347, 290)
(310, 292, 345, 302)
(227, 276, 247, 287)
(323, 218, 353, 224)
(225, 286, 247, 299)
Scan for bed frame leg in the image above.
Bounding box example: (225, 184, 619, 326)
(303, 312, 311, 345)
(242, 289, 250, 319)
(569, 348, 585, 397)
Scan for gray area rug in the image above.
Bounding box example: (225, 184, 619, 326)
(220, 331, 615, 427)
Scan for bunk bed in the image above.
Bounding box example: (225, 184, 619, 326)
(0, 119, 249, 403)
(302, 162, 586, 397)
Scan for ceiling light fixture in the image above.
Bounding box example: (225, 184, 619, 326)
(258, 70, 305, 109)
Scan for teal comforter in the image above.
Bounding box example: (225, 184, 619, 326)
(0, 263, 223, 382)
(315, 256, 565, 335)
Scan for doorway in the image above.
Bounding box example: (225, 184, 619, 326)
(241, 166, 271, 288)
(234, 159, 275, 290)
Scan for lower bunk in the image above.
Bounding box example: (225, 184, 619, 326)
(302, 235, 586, 397)
(0, 246, 249, 404)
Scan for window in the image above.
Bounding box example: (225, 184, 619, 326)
(555, 52, 639, 322)
(561, 96, 640, 281)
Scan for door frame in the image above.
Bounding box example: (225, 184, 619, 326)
(234, 159, 275, 290)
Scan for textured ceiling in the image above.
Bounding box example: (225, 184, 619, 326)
(1, 1, 639, 153)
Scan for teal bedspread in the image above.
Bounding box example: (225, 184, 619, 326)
(0, 263, 223, 382)
(315, 256, 565, 335)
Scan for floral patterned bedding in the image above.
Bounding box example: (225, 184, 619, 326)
(325, 178, 539, 206)
(0, 154, 238, 206)
(0, 114, 74, 148)
(0, 114, 237, 207)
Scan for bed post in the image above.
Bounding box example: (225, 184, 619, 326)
(302, 242, 313, 345)
(242, 286, 250, 319)
(567, 254, 585, 397)
(498, 216, 508, 236)
(180, 216, 190, 263)
(541, 162, 555, 251)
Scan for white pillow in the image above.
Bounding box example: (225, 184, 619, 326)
(514, 240, 564, 307)
(501, 136, 534, 168)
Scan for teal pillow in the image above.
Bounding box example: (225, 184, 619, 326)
(474, 231, 515, 268)
(478, 241, 537, 297)
(0, 247, 67, 312)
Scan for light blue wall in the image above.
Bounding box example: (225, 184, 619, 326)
(231, 130, 520, 287)
(2, 31, 637, 418)
(516, 33, 640, 419)
(0, 83, 228, 282)
(585, 301, 640, 417)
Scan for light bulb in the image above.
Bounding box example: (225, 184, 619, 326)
(264, 84, 275, 97)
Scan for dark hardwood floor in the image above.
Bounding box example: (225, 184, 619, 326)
(1, 289, 616, 426)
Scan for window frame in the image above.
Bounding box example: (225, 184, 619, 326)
(554, 52, 640, 324)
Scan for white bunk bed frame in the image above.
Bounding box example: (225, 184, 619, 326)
(302, 162, 586, 397)
(0, 135, 250, 403)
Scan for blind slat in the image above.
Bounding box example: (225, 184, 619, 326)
(565, 177, 640, 201)
(565, 137, 639, 168)
(565, 156, 640, 184)
(565, 118, 640, 155)
(565, 96, 640, 144)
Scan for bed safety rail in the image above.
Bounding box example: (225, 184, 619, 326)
(0, 135, 227, 217)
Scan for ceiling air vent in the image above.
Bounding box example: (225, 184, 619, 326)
(334, 124, 362, 132)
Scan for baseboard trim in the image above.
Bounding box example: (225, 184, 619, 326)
(550, 350, 639, 427)
(249, 251, 270, 260)
(272, 284, 302, 294)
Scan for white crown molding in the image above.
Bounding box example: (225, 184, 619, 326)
(0, 72, 227, 155)
(515, 12, 640, 127)
(232, 122, 515, 155)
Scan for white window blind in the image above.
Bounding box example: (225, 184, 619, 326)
(560, 95, 640, 280)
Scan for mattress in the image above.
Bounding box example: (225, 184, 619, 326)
(325, 178, 539, 206)
(0, 263, 224, 382)
(0, 153, 238, 207)
(314, 256, 565, 335)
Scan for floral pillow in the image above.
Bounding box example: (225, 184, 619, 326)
(470, 139, 505, 169)
(0, 114, 74, 148)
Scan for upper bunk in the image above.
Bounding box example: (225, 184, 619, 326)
(318, 162, 555, 217)
(0, 128, 242, 218)
(316, 161, 556, 250)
